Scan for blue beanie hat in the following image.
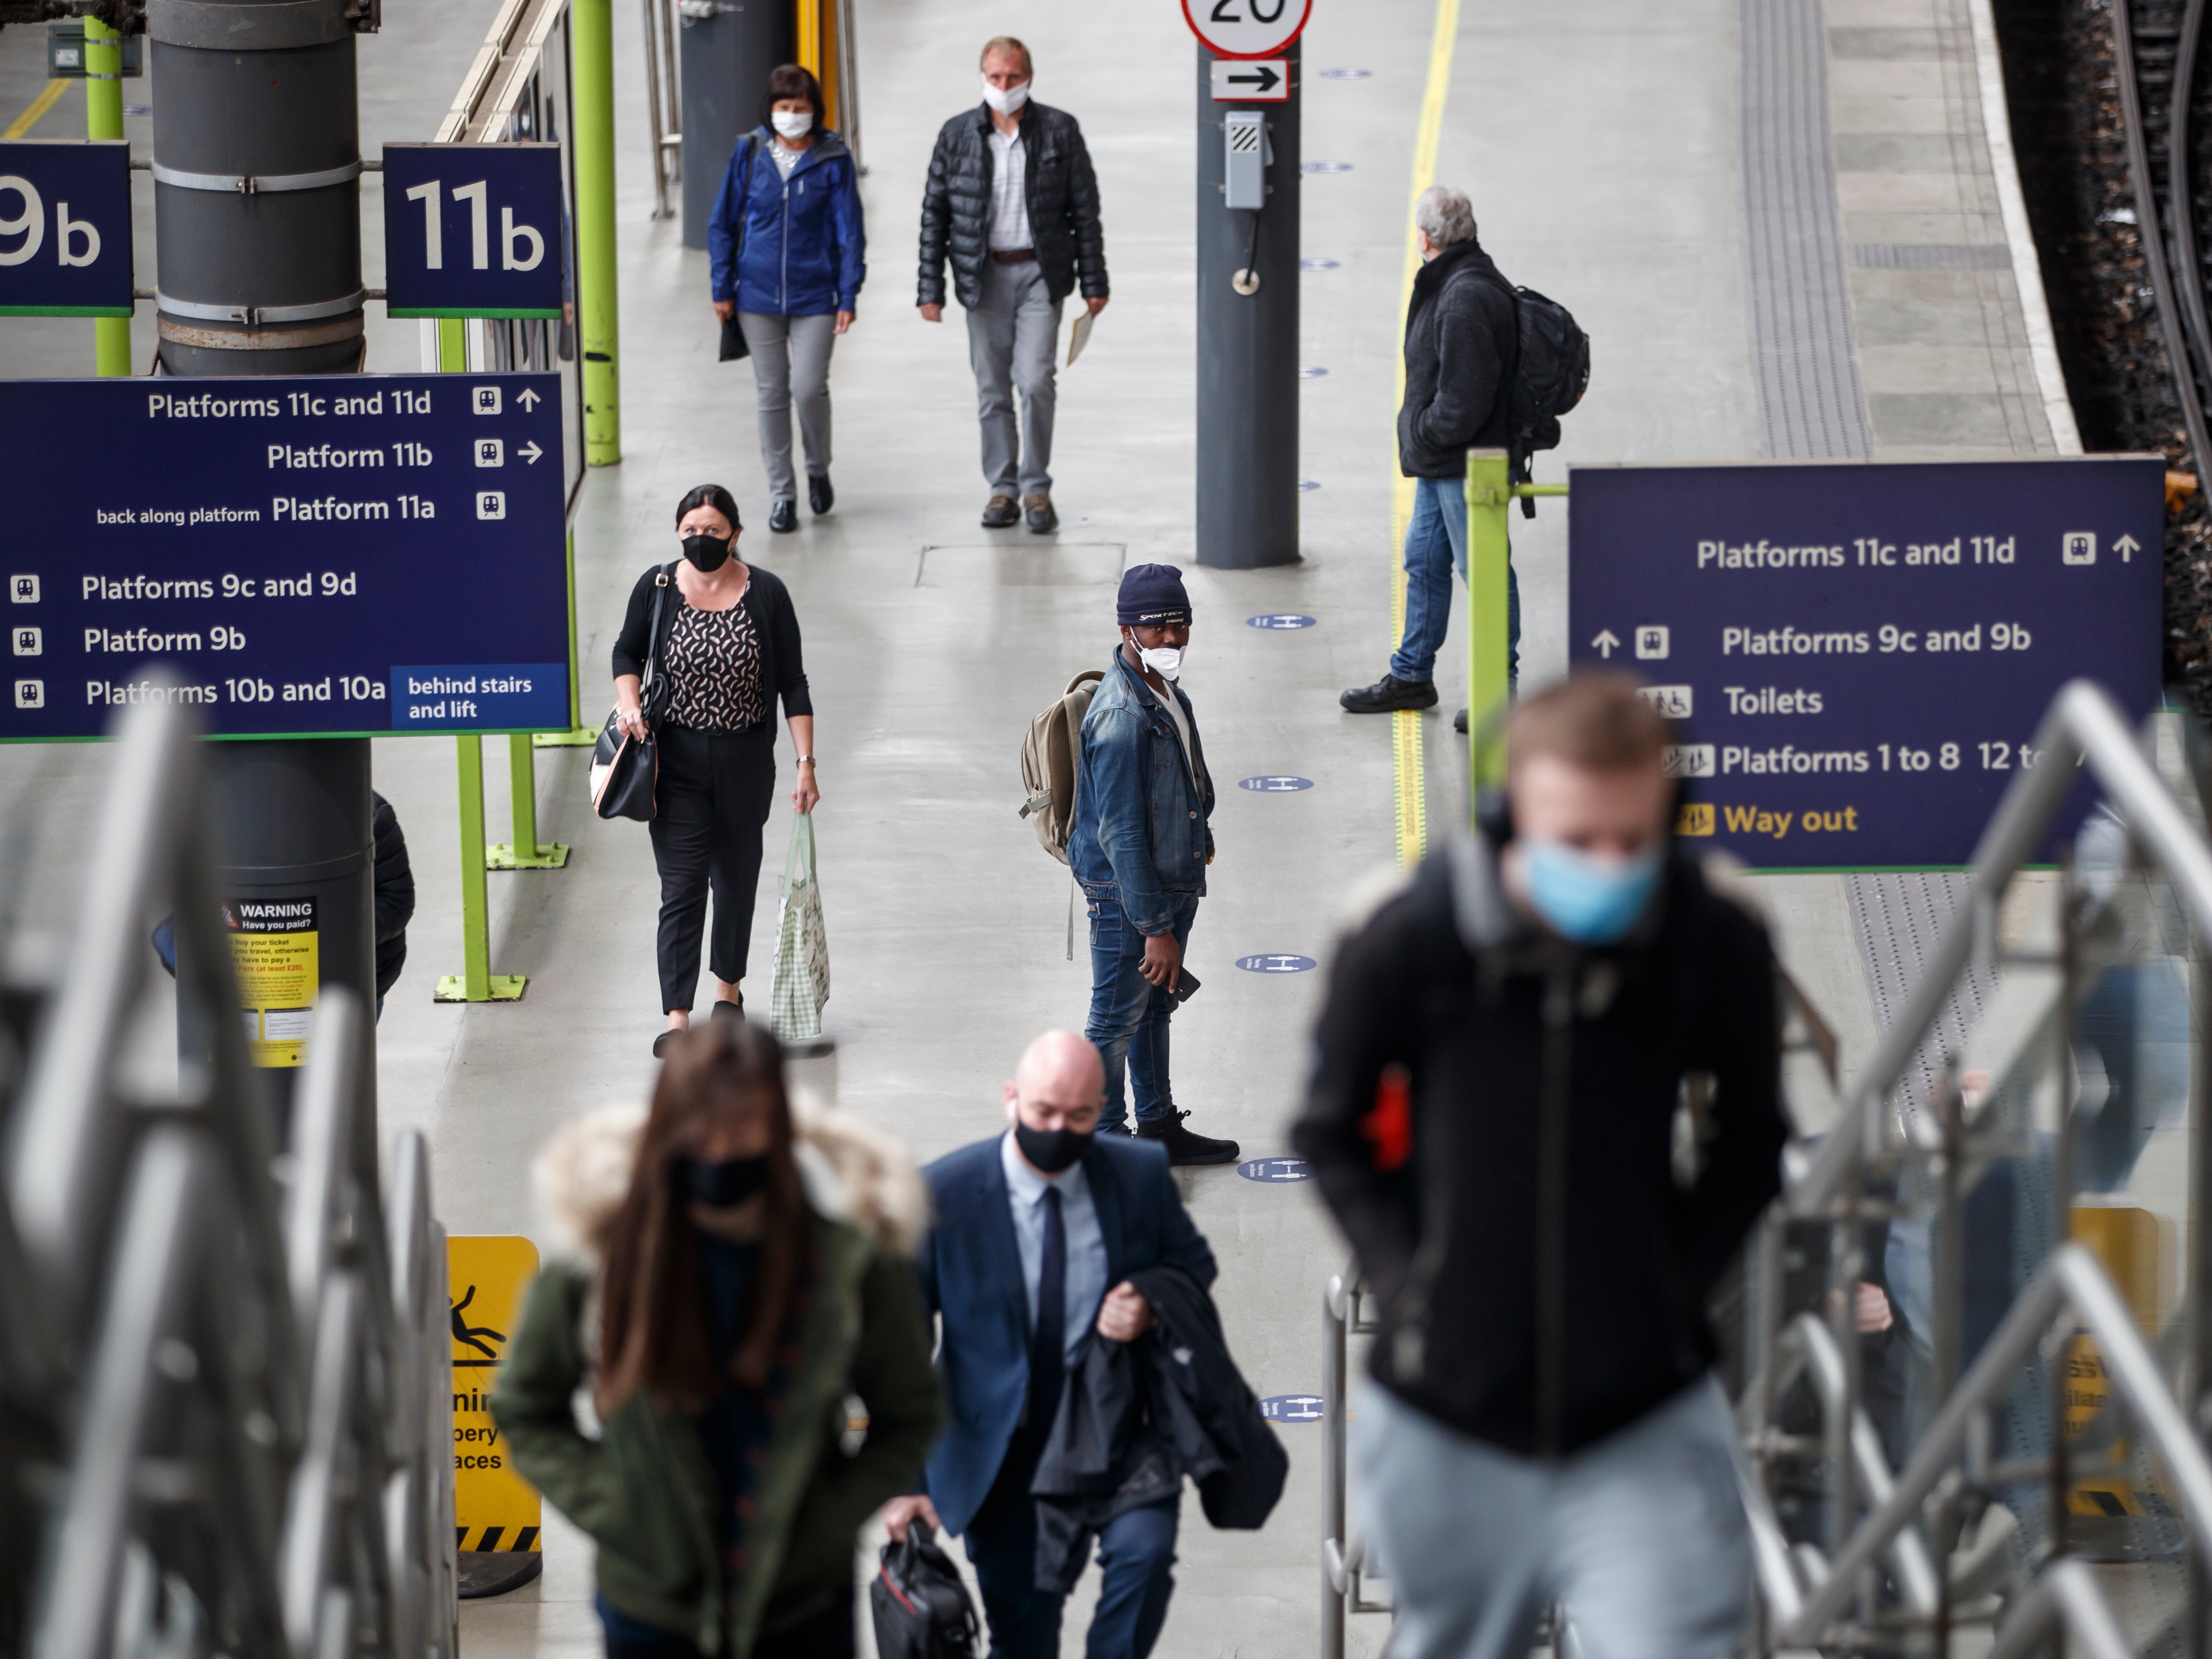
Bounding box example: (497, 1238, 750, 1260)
(1117, 563, 1192, 626)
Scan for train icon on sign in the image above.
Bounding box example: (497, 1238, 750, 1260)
(13, 628, 40, 657)
(1635, 625, 1670, 660)
(476, 492, 506, 520)
(472, 386, 501, 416)
(475, 439, 504, 467)
(14, 680, 42, 709)
(11, 576, 37, 604)
(2063, 531, 2096, 565)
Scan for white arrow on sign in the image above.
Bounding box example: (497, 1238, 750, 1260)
(516, 387, 542, 410)
(2115, 534, 2140, 562)
(518, 440, 543, 464)
(1592, 629, 1621, 658)
(1208, 58, 1290, 100)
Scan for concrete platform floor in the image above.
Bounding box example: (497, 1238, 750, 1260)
(0, 1, 1883, 1655)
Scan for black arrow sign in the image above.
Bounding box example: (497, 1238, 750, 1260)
(1225, 64, 1282, 92)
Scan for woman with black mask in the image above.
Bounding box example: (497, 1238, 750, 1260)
(494, 1018, 940, 1659)
(613, 484, 817, 1056)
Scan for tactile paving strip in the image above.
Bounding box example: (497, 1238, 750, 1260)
(1840, 871, 1995, 1123)
(1739, 0, 1873, 460)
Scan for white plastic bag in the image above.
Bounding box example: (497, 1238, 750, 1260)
(769, 813, 829, 1043)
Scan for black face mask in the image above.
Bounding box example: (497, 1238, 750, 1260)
(682, 1154, 770, 1207)
(1014, 1122, 1093, 1175)
(682, 532, 733, 572)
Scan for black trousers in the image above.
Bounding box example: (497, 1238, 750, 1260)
(650, 722, 777, 1013)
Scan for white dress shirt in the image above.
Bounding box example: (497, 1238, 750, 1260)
(986, 124, 1032, 252)
(1000, 1130, 1108, 1363)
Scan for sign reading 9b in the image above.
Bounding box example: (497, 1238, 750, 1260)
(381, 142, 563, 321)
(0, 140, 132, 317)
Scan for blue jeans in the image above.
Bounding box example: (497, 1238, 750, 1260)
(966, 1488, 1179, 1659)
(1390, 473, 1519, 687)
(1082, 883, 1198, 1133)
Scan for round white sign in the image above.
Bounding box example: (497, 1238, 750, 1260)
(1182, 0, 1313, 59)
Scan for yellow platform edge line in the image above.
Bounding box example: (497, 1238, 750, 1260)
(1390, 0, 1462, 871)
(4, 79, 69, 142)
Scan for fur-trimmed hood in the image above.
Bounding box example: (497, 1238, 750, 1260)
(532, 1092, 931, 1268)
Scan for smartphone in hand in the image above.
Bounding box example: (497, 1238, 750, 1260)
(1169, 969, 1200, 1006)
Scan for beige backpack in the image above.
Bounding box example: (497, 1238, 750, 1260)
(1017, 670, 1103, 864)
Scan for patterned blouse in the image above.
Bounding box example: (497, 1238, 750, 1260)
(661, 599, 768, 731)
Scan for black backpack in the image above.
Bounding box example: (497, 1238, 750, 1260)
(1490, 279, 1590, 516)
(869, 1519, 979, 1659)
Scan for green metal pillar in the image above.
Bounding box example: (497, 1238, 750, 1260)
(84, 17, 130, 377)
(573, 0, 621, 464)
(1464, 450, 1513, 796)
(435, 736, 524, 1003)
(534, 530, 599, 747)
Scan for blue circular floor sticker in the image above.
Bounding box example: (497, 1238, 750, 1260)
(1239, 775, 1314, 793)
(1239, 1157, 1312, 1183)
(1299, 479, 1321, 492)
(1238, 953, 1317, 974)
(1298, 365, 1329, 379)
(1301, 257, 1341, 271)
(1262, 1394, 1327, 1422)
(1246, 614, 1316, 630)
(1302, 161, 1354, 174)
(1319, 68, 1372, 79)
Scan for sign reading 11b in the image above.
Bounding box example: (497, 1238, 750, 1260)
(380, 143, 563, 321)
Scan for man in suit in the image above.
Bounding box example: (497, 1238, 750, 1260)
(882, 1029, 1216, 1659)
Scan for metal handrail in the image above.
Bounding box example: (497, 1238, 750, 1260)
(1783, 1243, 2212, 1644)
(1982, 1558, 2135, 1659)
(1792, 679, 2212, 1213)
(1320, 1271, 1390, 1659)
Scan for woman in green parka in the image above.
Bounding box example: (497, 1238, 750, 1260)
(492, 1019, 941, 1659)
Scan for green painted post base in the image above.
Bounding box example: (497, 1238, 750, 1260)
(435, 974, 528, 1003)
(533, 728, 600, 749)
(1464, 450, 1514, 799)
(488, 842, 571, 870)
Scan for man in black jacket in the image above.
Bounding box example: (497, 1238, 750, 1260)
(1293, 674, 1786, 1659)
(1342, 185, 1519, 720)
(917, 36, 1108, 536)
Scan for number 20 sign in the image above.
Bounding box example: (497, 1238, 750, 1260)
(1182, 0, 1313, 58)
(381, 142, 563, 320)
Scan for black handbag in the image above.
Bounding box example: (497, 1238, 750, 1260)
(869, 1519, 979, 1659)
(590, 563, 677, 822)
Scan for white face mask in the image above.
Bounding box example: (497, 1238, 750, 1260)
(771, 109, 814, 140)
(1138, 645, 1183, 683)
(981, 75, 1030, 115)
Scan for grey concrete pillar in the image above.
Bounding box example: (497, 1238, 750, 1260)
(1195, 39, 1301, 571)
(679, 1, 796, 251)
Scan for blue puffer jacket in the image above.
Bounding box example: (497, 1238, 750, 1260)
(708, 126, 865, 316)
(1068, 649, 1215, 934)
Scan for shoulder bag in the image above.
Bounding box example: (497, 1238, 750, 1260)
(590, 563, 678, 821)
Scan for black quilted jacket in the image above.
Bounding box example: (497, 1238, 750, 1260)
(917, 101, 1108, 310)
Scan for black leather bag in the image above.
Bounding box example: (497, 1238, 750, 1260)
(869, 1519, 979, 1659)
(589, 564, 676, 822)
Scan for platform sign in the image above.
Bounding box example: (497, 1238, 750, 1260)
(1183, 0, 1312, 57)
(448, 1235, 542, 1559)
(381, 143, 563, 320)
(1567, 458, 2164, 869)
(0, 372, 568, 740)
(0, 141, 132, 316)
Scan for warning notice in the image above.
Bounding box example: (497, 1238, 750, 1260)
(225, 895, 319, 1067)
(448, 1235, 543, 1557)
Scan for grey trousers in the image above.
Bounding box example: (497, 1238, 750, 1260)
(1354, 1378, 1753, 1659)
(965, 259, 1062, 497)
(738, 310, 835, 504)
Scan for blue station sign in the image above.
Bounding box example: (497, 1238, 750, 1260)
(0, 140, 132, 317)
(380, 143, 564, 320)
(0, 372, 569, 740)
(1567, 458, 2164, 869)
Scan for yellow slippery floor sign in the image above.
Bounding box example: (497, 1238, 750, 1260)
(449, 1235, 542, 1556)
(225, 895, 319, 1067)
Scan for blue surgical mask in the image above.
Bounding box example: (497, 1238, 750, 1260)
(1521, 840, 1663, 944)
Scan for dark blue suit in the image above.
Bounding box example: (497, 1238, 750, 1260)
(918, 1132, 1216, 1659)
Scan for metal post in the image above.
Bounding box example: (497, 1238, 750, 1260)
(573, 0, 622, 463)
(640, 0, 673, 220)
(677, 0, 791, 248)
(1194, 40, 1300, 570)
(534, 530, 598, 747)
(1464, 449, 1511, 794)
(488, 732, 570, 869)
(435, 736, 523, 1004)
(82, 16, 130, 377)
(1321, 1274, 1348, 1659)
(2192, 914, 2212, 1659)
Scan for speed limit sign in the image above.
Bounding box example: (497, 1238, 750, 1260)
(1181, 0, 1313, 58)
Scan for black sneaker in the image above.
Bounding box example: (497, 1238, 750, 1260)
(1340, 674, 1439, 714)
(1453, 707, 1468, 734)
(808, 473, 834, 515)
(1136, 1110, 1241, 1166)
(769, 498, 799, 533)
(981, 494, 1020, 528)
(1023, 493, 1058, 534)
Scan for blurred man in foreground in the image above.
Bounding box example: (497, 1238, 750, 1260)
(1294, 673, 1788, 1659)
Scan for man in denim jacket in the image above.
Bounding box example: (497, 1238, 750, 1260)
(1067, 565, 1240, 1165)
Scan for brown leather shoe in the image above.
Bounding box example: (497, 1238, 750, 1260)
(981, 494, 1020, 529)
(1023, 493, 1058, 534)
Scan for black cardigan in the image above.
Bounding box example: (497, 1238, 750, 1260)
(610, 561, 813, 722)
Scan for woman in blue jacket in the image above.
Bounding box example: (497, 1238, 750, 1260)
(709, 65, 865, 534)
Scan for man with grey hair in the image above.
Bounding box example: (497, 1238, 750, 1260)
(1342, 185, 1521, 723)
(918, 38, 1110, 536)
